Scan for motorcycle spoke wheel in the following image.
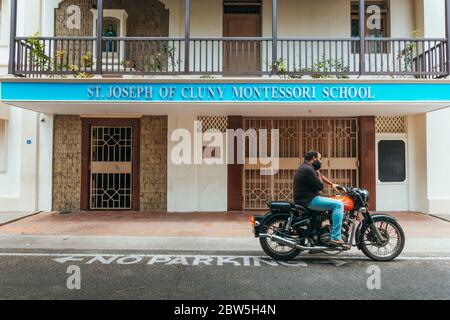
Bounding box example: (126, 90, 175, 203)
(265, 220, 298, 255)
(363, 221, 401, 258)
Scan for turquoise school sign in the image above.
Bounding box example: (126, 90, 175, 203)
(2, 81, 450, 103)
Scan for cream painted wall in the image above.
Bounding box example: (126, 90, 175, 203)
(0, 0, 12, 72)
(0, 108, 40, 212)
(161, 0, 183, 37)
(426, 107, 450, 215)
(161, 0, 417, 38)
(390, 0, 416, 37)
(266, 0, 350, 37)
(38, 114, 53, 211)
(0, 118, 6, 172)
(376, 114, 431, 213)
(407, 114, 428, 213)
(414, 0, 425, 36)
(42, 0, 60, 37)
(160, 0, 418, 73)
(422, 0, 446, 37)
(16, 0, 42, 36)
(0, 0, 53, 212)
(0, 106, 21, 198)
(167, 115, 227, 212)
(162, 0, 223, 37)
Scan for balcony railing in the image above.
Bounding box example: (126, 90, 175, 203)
(12, 36, 449, 78)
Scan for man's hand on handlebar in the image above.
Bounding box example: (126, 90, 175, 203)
(335, 185, 347, 195)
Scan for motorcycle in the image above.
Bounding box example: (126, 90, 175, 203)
(250, 186, 405, 262)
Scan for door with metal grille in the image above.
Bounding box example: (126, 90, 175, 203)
(243, 118, 359, 209)
(90, 126, 133, 210)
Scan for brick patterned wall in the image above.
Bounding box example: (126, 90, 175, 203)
(53, 115, 82, 211)
(55, 0, 169, 37)
(140, 116, 168, 211)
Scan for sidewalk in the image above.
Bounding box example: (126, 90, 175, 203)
(0, 210, 449, 238)
(0, 210, 448, 253)
(0, 212, 41, 226)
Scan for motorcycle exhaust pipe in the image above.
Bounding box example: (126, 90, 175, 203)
(260, 234, 337, 251)
(269, 234, 298, 248)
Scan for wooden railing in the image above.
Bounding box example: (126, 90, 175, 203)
(12, 36, 449, 78)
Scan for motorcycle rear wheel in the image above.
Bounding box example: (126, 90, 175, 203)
(360, 216, 405, 262)
(259, 215, 302, 261)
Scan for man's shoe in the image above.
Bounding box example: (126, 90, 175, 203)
(330, 239, 351, 250)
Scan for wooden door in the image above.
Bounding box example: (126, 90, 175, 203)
(223, 12, 261, 75)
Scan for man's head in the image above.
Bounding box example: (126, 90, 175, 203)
(304, 150, 322, 170)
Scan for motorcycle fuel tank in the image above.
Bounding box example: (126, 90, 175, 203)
(329, 195, 355, 211)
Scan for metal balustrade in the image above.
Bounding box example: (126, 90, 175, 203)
(12, 36, 449, 78)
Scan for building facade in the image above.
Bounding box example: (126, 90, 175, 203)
(1, 0, 450, 215)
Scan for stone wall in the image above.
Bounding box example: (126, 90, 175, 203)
(140, 116, 168, 211)
(52, 115, 167, 212)
(53, 115, 82, 211)
(55, 0, 170, 37)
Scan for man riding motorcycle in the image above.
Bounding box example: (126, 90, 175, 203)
(293, 150, 349, 249)
(252, 151, 405, 262)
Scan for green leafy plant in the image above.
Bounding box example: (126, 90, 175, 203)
(81, 52, 93, 68)
(269, 57, 349, 79)
(397, 30, 421, 73)
(268, 59, 304, 79)
(27, 32, 51, 70)
(302, 56, 350, 79)
(26, 32, 93, 78)
(270, 58, 287, 74)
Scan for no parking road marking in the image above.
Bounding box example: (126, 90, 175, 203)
(0, 253, 449, 268)
(51, 254, 311, 268)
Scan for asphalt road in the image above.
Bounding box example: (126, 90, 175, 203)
(0, 250, 449, 300)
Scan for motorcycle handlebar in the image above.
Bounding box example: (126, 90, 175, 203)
(335, 185, 347, 195)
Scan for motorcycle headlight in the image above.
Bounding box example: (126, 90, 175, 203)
(361, 189, 370, 203)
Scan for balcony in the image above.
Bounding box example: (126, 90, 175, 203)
(8, 0, 450, 79)
(11, 36, 448, 78)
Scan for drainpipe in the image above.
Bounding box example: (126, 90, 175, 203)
(8, 0, 18, 75)
(272, 0, 278, 76)
(184, 0, 191, 74)
(96, 0, 103, 75)
(446, 0, 450, 76)
(359, 0, 365, 76)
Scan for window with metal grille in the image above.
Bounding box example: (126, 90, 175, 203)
(351, 1, 390, 53)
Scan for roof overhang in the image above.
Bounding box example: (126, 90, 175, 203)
(1, 77, 450, 116)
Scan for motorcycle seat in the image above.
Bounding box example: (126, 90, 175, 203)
(268, 201, 316, 214)
(291, 203, 318, 214)
(268, 202, 292, 212)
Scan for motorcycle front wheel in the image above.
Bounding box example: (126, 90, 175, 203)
(360, 216, 405, 262)
(259, 215, 302, 261)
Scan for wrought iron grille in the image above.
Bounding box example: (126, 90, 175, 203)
(243, 118, 359, 209)
(90, 126, 133, 210)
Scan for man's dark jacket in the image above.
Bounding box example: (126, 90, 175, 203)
(293, 161, 324, 207)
